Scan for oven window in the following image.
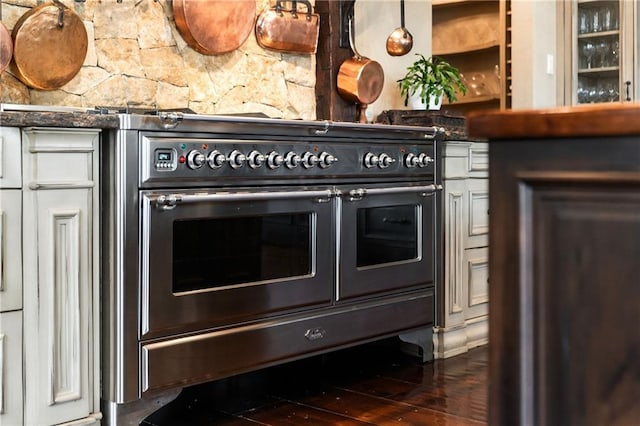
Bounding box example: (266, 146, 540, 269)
(172, 213, 312, 293)
(356, 205, 418, 267)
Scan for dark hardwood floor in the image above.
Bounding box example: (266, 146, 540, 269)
(143, 339, 488, 425)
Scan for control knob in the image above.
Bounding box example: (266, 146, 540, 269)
(363, 152, 379, 168)
(284, 152, 301, 169)
(378, 153, 396, 168)
(206, 150, 226, 169)
(247, 150, 266, 168)
(302, 152, 319, 168)
(404, 153, 420, 168)
(266, 151, 284, 169)
(417, 153, 434, 167)
(318, 152, 338, 168)
(228, 150, 246, 169)
(187, 150, 206, 169)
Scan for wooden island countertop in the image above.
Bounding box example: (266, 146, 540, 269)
(466, 103, 640, 140)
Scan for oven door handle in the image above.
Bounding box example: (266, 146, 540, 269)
(153, 189, 335, 210)
(345, 184, 442, 201)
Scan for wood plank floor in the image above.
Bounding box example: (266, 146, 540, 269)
(143, 339, 488, 425)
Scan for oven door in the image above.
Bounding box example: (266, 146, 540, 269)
(140, 187, 335, 339)
(338, 184, 437, 300)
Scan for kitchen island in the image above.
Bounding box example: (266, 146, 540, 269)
(467, 104, 640, 426)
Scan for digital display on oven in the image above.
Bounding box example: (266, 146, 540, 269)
(154, 148, 177, 171)
(158, 151, 172, 161)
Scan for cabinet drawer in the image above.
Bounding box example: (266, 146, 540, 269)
(0, 190, 22, 312)
(0, 310, 23, 426)
(466, 178, 489, 249)
(468, 143, 488, 174)
(465, 247, 488, 319)
(0, 127, 21, 188)
(22, 128, 99, 186)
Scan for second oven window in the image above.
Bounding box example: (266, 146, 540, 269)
(357, 205, 418, 267)
(172, 213, 312, 293)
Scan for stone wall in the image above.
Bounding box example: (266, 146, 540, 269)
(0, 0, 316, 119)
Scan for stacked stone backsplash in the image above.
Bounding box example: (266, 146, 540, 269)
(0, 0, 316, 119)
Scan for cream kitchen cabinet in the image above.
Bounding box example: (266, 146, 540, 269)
(1, 126, 23, 426)
(434, 140, 489, 358)
(1, 126, 102, 426)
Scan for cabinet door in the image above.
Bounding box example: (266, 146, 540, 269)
(0, 310, 23, 426)
(22, 129, 100, 426)
(570, 0, 635, 104)
(0, 127, 21, 188)
(466, 178, 489, 249)
(0, 190, 22, 312)
(464, 246, 489, 320)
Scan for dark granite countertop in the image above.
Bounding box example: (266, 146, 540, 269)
(376, 109, 483, 141)
(0, 110, 119, 129)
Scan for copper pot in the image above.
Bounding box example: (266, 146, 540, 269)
(11, 1, 87, 90)
(0, 2, 12, 73)
(337, 17, 384, 123)
(173, 0, 255, 55)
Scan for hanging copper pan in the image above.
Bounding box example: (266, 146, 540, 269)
(0, 2, 12, 73)
(337, 17, 384, 123)
(11, 1, 87, 90)
(173, 0, 255, 55)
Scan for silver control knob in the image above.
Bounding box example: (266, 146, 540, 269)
(404, 153, 420, 168)
(247, 150, 266, 169)
(266, 151, 284, 169)
(187, 150, 206, 169)
(417, 153, 434, 167)
(378, 153, 396, 168)
(318, 152, 338, 168)
(364, 152, 380, 168)
(302, 152, 319, 168)
(228, 150, 246, 169)
(206, 150, 226, 169)
(284, 152, 301, 169)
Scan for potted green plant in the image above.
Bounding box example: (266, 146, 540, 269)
(397, 54, 467, 109)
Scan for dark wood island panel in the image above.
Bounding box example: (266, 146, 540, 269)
(467, 105, 640, 426)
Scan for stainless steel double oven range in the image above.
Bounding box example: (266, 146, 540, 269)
(100, 111, 442, 424)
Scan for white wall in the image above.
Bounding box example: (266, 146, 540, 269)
(511, 0, 560, 109)
(354, 0, 432, 121)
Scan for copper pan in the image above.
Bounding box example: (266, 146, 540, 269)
(11, 0, 87, 90)
(0, 1, 12, 73)
(173, 0, 255, 55)
(337, 17, 384, 123)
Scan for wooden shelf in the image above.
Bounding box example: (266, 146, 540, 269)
(446, 94, 500, 105)
(434, 42, 499, 57)
(432, 0, 510, 113)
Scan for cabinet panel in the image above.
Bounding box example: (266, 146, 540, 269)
(0, 190, 22, 312)
(465, 247, 489, 319)
(22, 129, 100, 426)
(0, 310, 23, 426)
(0, 127, 21, 188)
(523, 182, 640, 424)
(467, 178, 489, 248)
(24, 188, 94, 425)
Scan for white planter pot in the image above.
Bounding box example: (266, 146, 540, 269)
(409, 93, 442, 110)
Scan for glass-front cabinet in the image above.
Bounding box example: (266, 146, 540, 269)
(569, 0, 636, 104)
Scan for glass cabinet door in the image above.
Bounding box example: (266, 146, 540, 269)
(576, 1, 620, 103)
(573, 0, 634, 104)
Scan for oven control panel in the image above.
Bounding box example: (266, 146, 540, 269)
(140, 136, 435, 186)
